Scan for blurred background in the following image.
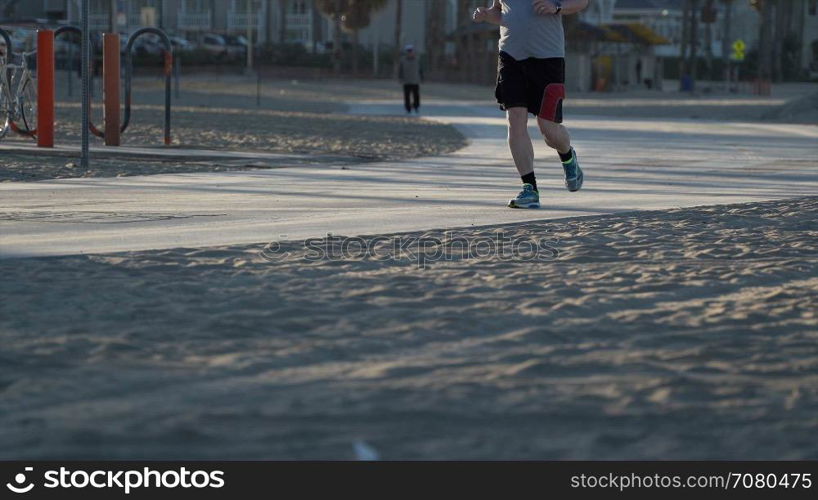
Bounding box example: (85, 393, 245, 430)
(0, 0, 816, 92)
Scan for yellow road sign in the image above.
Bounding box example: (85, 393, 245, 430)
(732, 39, 746, 61)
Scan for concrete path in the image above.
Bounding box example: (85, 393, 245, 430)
(1, 99, 817, 258)
(0, 142, 351, 164)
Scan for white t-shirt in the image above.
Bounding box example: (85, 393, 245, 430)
(499, 0, 566, 60)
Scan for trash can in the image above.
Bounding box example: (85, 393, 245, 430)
(680, 74, 694, 92)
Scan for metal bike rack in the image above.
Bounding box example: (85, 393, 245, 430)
(51, 26, 173, 146)
(122, 28, 173, 145)
(5, 25, 173, 147)
(55, 26, 106, 140)
(54, 26, 81, 43)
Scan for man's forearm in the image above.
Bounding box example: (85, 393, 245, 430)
(560, 0, 589, 15)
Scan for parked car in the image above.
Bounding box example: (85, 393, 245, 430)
(168, 35, 194, 53)
(223, 35, 248, 61)
(10, 28, 35, 52)
(0, 27, 35, 56)
(199, 33, 228, 59)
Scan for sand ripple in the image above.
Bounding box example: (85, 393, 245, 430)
(0, 197, 816, 459)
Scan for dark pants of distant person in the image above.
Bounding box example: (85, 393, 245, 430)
(403, 84, 420, 112)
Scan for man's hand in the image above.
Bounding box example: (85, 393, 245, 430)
(473, 6, 491, 22)
(532, 0, 558, 15)
(473, 0, 502, 24)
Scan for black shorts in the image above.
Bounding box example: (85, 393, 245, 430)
(495, 52, 565, 121)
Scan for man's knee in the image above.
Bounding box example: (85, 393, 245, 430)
(538, 118, 558, 136)
(539, 119, 567, 148)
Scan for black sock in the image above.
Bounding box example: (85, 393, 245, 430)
(559, 148, 574, 162)
(521, 172, 537, 191)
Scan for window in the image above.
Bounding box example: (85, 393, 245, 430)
(185, 0, 209, 12)
(290, 0, 308, 15)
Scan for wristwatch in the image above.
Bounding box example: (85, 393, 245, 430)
(554, 0, 562, 14)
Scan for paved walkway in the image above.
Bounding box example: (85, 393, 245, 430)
(1, 99, 817, 258)
(0, 142, 351, 164)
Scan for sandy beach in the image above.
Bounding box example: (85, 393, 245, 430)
(1, 76, 468, 182)
(1, 73, 816, 461)
(1, 196, 815, 460)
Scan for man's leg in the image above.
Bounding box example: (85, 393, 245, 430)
(403, 85, 412, 113)
(538, 117, 583, 192)
(506, 107, 541, 208)
(537, 118, 571, 155)
(508, 107, 534, 177)
(412, 85, 420, 111)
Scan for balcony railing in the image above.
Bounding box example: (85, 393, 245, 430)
(178, 11, 213, 31)
(227, 10, 265, 32)
(286, 14, 312, 29)
(88, 13, 110, 30)
(284, 14, 312, 43)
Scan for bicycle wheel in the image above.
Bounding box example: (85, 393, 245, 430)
(19, 76, 37, 134)
(0, 89, 9, 139)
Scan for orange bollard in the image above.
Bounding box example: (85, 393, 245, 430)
(103, 33, 121, 146)
(37, 30, 55, 147)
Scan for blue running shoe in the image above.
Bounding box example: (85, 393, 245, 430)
(508, 183, 540, 209)
(562, 148, 584, 192)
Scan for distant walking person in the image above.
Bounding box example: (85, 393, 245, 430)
(399, 45, 423, 114)
(473, 0, 588, 209)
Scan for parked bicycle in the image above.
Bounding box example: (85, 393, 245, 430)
(0, 47, 37, 139)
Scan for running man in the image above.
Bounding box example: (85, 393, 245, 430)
(473, 0, 588, 208)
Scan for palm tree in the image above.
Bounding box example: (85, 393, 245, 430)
(425, 0, 447, 75)
(720, 0, 733, 82)
(316, 0, 345, 72)
(756, 0, 773, 81)
(456, 0, 471, 80)
(393, 0, 403, 77)
(317, 0, 387, 73)
(679, 0, 691, 88)
(703, 0, 716, 80)
(689, 0, 700, 81)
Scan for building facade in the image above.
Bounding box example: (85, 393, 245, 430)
(608, 0, 761, 59)
(5, 0, 816, 77)
(800, 0, 818, 74)
(4, 0, 430, 52)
